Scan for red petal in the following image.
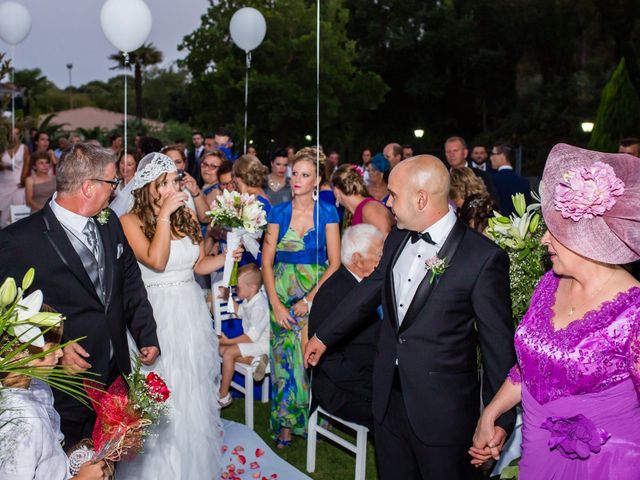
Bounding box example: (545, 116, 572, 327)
(237, 469, 245, 475)
(222, 445, 228, 453)
(227, 464, 235, 471)
(234, 445, 245, 452)
(250, 461, 260, 469)
(237, 454, 246, 464)
(221, 473, 229, 479)
(271, 475, 278, 479)
(252, 473, 261, 479)
(255, 448, 265, 458)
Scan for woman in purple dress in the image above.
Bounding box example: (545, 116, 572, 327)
(470, 144, 640, 479)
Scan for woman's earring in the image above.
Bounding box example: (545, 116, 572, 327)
(312, 188, 318, 201)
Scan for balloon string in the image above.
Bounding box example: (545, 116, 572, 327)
(315, 0, 320, 285)
(244, 51, 251, 154)
(11, 45, 15, 140)
(123, 52, 129, 157)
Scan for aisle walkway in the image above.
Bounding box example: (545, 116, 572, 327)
(221, 419, 312, 480)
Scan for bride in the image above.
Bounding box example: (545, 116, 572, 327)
(114, 153, 241, 479)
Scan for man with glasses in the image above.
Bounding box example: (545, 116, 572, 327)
(0, 143, 159, 447)
(490, 142, 532, 216)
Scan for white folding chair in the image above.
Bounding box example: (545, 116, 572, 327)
(212, 279, 271, 429)
(211, 280, 235, 335)
(230, 361, 271, 429)
(307, 405, 369, 480)
(9, 205, 30, 224)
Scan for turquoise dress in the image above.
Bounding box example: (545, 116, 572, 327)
(267, 201, 339, 437)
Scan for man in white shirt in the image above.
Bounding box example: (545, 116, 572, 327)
(305, 155, 515, 480)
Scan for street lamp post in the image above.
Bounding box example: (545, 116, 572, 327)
(66, 63, 73, 110)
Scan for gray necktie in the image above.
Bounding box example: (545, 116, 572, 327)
(83, 218, 100, 263)
(82, 218, 105, 301)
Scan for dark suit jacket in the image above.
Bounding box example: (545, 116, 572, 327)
(187, 147, 204, 186)
(473, 167, 501, 209)
(315, 221, 516, 446)
(491, 168, 533, 216)
(0, 204, 158, 390)
(309, 265, 380, 408)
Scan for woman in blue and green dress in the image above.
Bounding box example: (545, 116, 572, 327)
(262, 147, 341, 447)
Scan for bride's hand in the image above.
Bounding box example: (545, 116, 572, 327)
(158, 190, 187, 219)
(273, 302, 294, 330)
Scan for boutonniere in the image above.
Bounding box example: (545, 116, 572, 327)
(96, 208, 110, 225)
(424, 256, 448, 284)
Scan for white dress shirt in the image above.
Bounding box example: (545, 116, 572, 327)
(237, 290, 270, 355)
(392, 207, 457, 325)
(471, 161, 487, 171)
(49, 194, 92, 250)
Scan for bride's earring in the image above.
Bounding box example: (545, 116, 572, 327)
(312, 188, 318, 201)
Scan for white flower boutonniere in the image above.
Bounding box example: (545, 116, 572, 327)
(425, 256, 448, 284)
(96, 208, 110, 225)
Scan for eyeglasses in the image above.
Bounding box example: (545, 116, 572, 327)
(91, 178, 122, 191)
(202, 162, 220, 169)
(219, 180, 235, 188)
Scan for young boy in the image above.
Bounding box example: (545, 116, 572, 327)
(218, 264, 269, 408)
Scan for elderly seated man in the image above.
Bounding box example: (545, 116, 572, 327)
(308, 224, 384, 429)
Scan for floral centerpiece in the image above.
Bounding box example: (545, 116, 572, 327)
(487, 191, 549, 325)
(82, 357, 170, 464)
(206, 189, 267, 286)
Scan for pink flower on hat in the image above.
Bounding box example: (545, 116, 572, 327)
(553, 161, 625, 221)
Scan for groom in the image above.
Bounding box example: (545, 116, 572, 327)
(304, 155, 516, 480)
(0, 143, 159, 446)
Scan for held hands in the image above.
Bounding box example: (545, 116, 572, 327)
(61, 343, 92, 374)
(139, 346, 160, 365)
(469, 416, 507, 467)
(303, 335, 327, 368)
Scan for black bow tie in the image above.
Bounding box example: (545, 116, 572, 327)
(410, 230, 436, 245)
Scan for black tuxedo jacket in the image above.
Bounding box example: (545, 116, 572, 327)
(309, 265, 380, 406)
(0, 204, 158, 386)
(315, 221, 516, 445)
(473, 167, 501, 209)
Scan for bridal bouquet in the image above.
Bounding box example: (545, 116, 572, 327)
(487, 191, 549, 325)
(84, 357, 170, 462)
(206, 190, 267, 286)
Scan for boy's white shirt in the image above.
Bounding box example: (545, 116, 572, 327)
(235, 290, 270, 353)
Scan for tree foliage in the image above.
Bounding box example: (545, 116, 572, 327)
(588, 59, 640, 152)
(179, 0, 388, 152)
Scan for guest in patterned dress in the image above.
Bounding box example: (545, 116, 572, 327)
(470, 144, 640, 479)
(261, 147, 341, 448)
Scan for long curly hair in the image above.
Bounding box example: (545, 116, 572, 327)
(131, 172, 202, 244)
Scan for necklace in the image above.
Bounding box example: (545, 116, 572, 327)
(268, 175, 283, 191)
(567, 269, 618, 316)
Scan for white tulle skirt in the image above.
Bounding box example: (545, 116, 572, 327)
(118, 277, 222, 479)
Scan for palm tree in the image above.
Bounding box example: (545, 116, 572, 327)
(109, 43, 163, 122)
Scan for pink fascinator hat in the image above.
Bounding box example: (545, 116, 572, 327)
(541, 143, 640, 264)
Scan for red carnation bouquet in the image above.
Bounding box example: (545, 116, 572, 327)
(84, 357, 170, 461)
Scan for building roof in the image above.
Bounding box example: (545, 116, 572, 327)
(48, 106, 164, 132)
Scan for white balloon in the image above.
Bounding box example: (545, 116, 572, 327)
(0, 2, 31, 46)
(100, 0, 152, 53)
(229, 7, 266, 53)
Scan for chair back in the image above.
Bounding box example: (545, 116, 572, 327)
(10, 205, 31, 224)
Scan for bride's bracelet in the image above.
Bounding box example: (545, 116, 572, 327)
(158, 217, 171, 224)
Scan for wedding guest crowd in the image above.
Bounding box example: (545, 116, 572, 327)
(3, 121, 640, 480)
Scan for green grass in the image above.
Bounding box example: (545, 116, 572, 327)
(222, 399, 379, 480)
(222, 399, 492, 480)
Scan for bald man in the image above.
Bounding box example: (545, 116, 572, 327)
(305, 156, 515, 480)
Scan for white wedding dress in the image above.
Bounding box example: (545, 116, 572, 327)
(118, 236, 222, 479)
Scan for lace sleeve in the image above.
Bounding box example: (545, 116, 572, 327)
(507, 363, 522, 385)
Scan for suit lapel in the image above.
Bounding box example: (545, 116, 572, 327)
(42, 204, 102, 302)
(398, 220, 466, 334)
(96, 219, 114, 310)
(385, 230, 411, 331)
